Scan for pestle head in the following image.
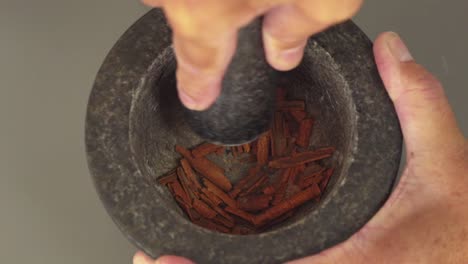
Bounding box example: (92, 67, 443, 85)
(184, 18, 278, 145)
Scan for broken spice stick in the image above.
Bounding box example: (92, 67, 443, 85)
(256, 133, 270, 166)
(262, 185, 276, 195)
(272, 182, 288, 205)
(272, 112, 287, 157)
(199, 193, 235, 222)
(215, 147, 225, 156)
(242, 143, 251, 153)
(259, 210, 295, 231)
(319, 168, 334, 191)
(229, 166, 261, 198)
(200, 188, 223, 206)
(296, 118, 314, 147)
(269, 147, 335, 168)
(180, 159, 202, 189)
(175, 145, 194, 159)
(255, 185, 322, 226)
(157, 170, 177, 186)
(289, 110, 307, 123)
(224, 206, 256, 224)
(202, 179, 237, 208)
(194, 217, 231, 233)
(171, 181, 189, 202)
(190, 157, 232, 191)
(177, 144, 231, 191)
(192, 199, 217, 219)
(175, 197, 200, 221)
(213, 215, 235, 228)
(175, 168, 194, 203)
(239, 174, 269, 197)
(177, 167, 196, 201)
(192, 143, 223, 158)
(237, 194, 272, 212)
(232, 225, 256, 235)
(236, 145, 244, 154)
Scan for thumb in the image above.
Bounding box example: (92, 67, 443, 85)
(374, 32, 464, 158)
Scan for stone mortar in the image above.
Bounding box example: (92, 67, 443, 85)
(85, 9, 402, 264)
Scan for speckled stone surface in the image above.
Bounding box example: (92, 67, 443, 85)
(85, 9, 402, 264)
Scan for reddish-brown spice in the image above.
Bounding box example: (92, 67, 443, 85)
(296, 118, 314, 147)
(237, 194, 272, 212)
(157, 170, 177, 185)
(192, 143, 223, 158)
(180, 159, 201, 189)
(289, 110, 307, 123)
(272, 111, 287, 157)
(319, 168, 334, 191)
(225, 206, 256, 224)
(203, 179, 238, 208)
(158, 92, 336, 234)
(194, 217, 231, 233)
(192, 199, 217, 219)
(269, 147, 335, 168)
(229, 166, 261, 198)
(256, 132, 270, 166)
(242, 143, 251, 153)
(177, 145, 232, 191)
(255, 185, 322, 226)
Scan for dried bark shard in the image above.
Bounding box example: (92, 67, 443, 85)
(192, 142, 223, 158)
(239, 173, 269, 197)
(255, 185, 322, 226)
(201, 188, 223, 205)
(256, 133, 270, 165)
(229, 166, 261, 198)
(232, 225, 256, 235)
(192, 199, 217, 219)
(296, 118, 314, 147)
(262, 185, 276, 195)
(319, 168, 334, 191)
(269, 147, 335, 168)
(215, 147, 225, 156)
(157, 171, 177, 185)
(203, 179, 237, 208)
(213, 215, 235, 228)
(242, 143, 251, 153)
(174, 169, 193, 203)
(272, 111, 287, 157)
(194, 217, 231, 233)
(289, 110, 307, 123)
(237, 194, 272, 212)
(225, 206, 256, 224)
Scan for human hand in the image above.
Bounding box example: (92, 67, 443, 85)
(132, 31, 468, 264)
(142, 0, 363, 110)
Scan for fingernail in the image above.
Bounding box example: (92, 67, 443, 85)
(178, 89, 202, 110)
(386, 32, 413, 62)
(178, 79, 220, 111)
(277, 45, 304, 68)
(264, 32, 305, 71)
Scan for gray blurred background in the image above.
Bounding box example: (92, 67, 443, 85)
(0, 1, 466, 263)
